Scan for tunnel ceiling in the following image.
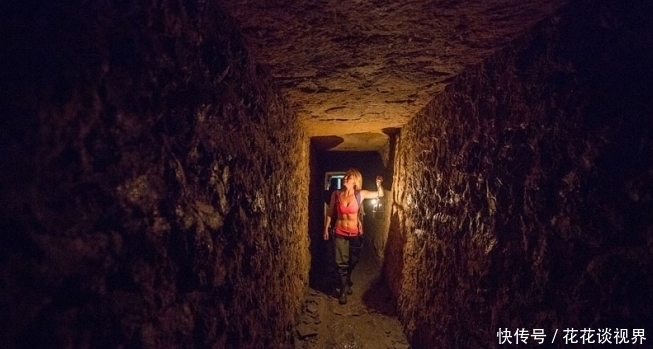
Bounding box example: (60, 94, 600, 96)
(218, 0, 569, 151)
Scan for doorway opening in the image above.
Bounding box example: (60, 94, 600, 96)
(324, 172, 345, 190)
(324, 172, 345, 219)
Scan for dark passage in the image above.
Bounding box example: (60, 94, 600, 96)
(308, 151, 391, 288)
(1, 0, 653, 349)
(298, 150, 405, 347)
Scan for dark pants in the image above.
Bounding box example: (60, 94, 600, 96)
(334, 235, 363, 278)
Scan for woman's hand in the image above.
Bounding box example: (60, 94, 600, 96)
(323, 228, 330, 240)
(375, 175, 384, 198)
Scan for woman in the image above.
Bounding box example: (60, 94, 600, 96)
(323, 168, 384, 304)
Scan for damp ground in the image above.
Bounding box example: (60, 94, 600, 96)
(295, 237, 410, 349)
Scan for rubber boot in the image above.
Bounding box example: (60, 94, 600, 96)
(338, 275, 348, 304)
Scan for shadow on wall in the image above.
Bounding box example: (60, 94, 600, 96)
(311, 136, 345, 151)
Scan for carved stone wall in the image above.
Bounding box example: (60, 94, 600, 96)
(0, 1, 309, 348)
(385, 1, 653, 348)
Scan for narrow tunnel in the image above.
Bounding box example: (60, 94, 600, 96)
(1, 0, 653, 349)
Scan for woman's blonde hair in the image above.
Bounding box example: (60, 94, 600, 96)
(345, 168, 363, 190)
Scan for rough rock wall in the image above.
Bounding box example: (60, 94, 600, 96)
(374, 132, 399, 266)
(385, 1, 653, 348)
(0, 1, 309, 348)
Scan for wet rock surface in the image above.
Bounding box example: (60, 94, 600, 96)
(295, 239, 409, 349)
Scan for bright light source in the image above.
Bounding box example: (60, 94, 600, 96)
(371, 198, 378, 206)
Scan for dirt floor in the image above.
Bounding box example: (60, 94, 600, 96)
(295, 237, 410, 349)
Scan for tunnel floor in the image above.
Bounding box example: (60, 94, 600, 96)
(295, 237, 409, 348)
